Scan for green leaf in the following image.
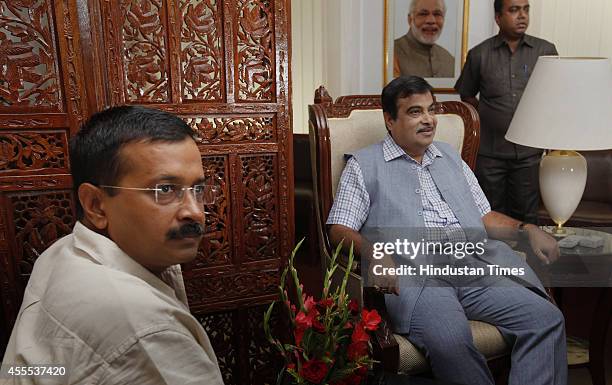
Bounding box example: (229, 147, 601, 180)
(338, 242, 354, 306)
(263, 301, 275, 340)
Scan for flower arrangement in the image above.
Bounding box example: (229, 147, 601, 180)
(264, 240, 382, 385)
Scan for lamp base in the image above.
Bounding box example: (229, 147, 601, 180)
(540, 150, 587, 230)
(543, 225, 576, 237)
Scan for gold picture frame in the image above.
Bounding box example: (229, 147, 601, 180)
(384, 0, 470, 93)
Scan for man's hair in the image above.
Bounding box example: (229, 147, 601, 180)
(69, 105, 195, 218)
(382, 76, 434, 120)
(494, 0, 504, 14)
(409, 0, 447, 16)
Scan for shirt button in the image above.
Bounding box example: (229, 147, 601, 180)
(511, 74, 516, 78)
(412, 165, 417, 170)
(415, 189, 421, 194)
(512, 93, 517, 97)
(417, 211, 423, 216)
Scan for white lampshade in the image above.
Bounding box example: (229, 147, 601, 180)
(505, 57, 612, 233)
(505, 57, 612, 150)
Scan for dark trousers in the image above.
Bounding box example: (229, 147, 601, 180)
(475, 154, 541, 224)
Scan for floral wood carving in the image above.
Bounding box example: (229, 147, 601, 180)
(241, 155, 277, 261)
(247, 305, 282, 384)
(180, 0, 223, 101)
(0, 132, 67, 172)
(236, 0, 274, 101)
(0, 204, 17, 326)
(60, 0, 85, 129)
(197, 311, 237, 384)
(0, 175, 69, 190)
(184, 269, 278, 305)
(121, 0, 170, 102)
(9, 191, 74, 280)
(0, 0, 60, 108)
(185, 116, 274, 143)
(0, 118, 49, 127)
(0, 249, 18, 334)
(188, 155, 231, 268)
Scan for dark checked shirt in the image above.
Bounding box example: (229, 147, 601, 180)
(455, 34, 558, 159)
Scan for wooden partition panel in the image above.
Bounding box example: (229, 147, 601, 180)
(0, 1, 293, 383)
(0, 0, 88, 347)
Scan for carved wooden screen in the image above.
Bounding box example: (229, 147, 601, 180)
(0, 0, 88, 349)
(0, 0, 293, 383)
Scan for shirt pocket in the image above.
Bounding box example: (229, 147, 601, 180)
(480, 66, 508, 99)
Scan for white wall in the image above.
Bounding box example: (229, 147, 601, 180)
(529, 0, 612, 58)
(291, 0, 325, 135)
(291, 0, 497, 133)
(292, 0, 612, 133)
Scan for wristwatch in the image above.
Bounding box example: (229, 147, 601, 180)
(517, 222, 528, 239)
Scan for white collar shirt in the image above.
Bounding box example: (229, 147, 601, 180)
(2, 221, 224, 384)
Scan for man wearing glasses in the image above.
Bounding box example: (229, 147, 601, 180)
(2, 106, 224, 384)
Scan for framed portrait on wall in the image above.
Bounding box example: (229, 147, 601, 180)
(384, 0, 470, 92)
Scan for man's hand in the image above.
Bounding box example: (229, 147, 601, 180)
(525, 224, 560, 265)
(367, 254, 400, 296)
(328, 225, 399, 295)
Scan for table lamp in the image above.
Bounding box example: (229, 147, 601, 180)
(505, 56, 612, 235)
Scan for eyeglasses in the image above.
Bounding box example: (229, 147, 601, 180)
(407, 103, 444, 119)
(99, 183, 219, 205)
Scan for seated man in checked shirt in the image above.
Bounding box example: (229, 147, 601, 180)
(326, 76, 567, 385)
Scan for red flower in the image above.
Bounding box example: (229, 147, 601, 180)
(347, 341, 368, 361)
(313, 317, 326, 333)
(287, 363, 295, 371)
(299, 359, 329, 384)
(351, 322, 370, 343)
(318, 298, 334, 308)
(294, 327, 305, 346)
(361, 309, 381, 331)
(348, 299, 359, 315)
(296, 311, 312, 329)
(304, 295, 317, 312)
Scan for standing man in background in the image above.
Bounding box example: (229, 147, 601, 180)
(455, 0, 557, 223)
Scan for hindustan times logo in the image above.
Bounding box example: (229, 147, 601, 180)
(372, 239, 486, 260)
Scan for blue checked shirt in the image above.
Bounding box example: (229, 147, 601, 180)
(327, 134, 490, 242)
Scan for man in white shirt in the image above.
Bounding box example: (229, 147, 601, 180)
(1, 106, 224, 384)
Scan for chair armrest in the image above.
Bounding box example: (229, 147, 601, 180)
(364, 287, 400, 372)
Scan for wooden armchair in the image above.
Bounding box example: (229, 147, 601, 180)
(308, 87, 510, 374)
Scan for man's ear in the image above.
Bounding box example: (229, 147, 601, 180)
(78, 183, 108, 231)
(408, 13, 413, 26)
(383, 111, 394, 130)
(494, 13, 501, 27)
